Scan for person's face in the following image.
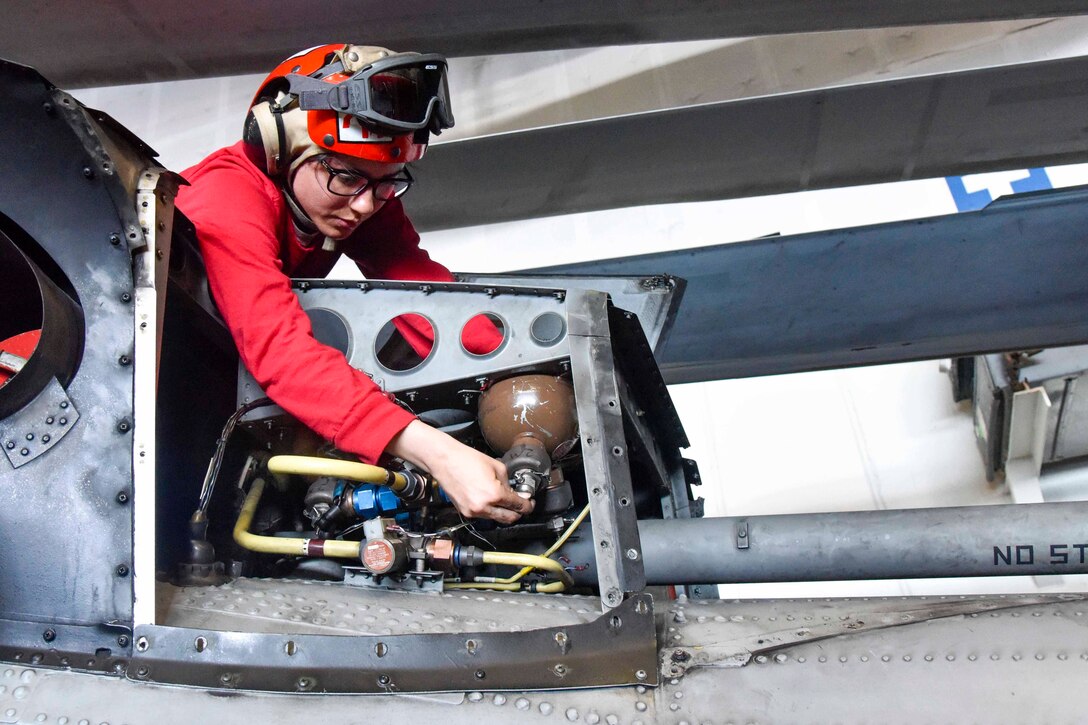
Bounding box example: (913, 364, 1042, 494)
(290, 154, 406, 240)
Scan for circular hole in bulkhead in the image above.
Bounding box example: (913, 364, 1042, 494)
(374, 313, 436, 372)
(0, 221, 83, 418)
(304, 308, 351, 357)
(460, 313, 506, 356)
(530, 312, 566, 346)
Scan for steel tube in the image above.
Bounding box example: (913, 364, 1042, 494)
(560, 502, 1088, 585)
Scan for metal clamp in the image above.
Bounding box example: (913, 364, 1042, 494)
(736, 520, 750, 550)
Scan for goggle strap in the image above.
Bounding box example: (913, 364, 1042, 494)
(287, 74, 344, 111)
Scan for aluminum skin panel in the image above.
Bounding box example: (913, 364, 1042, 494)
(2, 595, 1086, 722)
(0, 60, 142, 645)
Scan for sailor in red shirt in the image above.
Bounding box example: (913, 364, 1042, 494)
(176, 44, 531, 524)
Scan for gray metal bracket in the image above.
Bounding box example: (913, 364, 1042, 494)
(567, 290, 647, 608)
(130, 593, 657, 693)
(0, 378, 79, 468)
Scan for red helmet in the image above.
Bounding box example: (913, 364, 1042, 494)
(243, 44, 454, 176)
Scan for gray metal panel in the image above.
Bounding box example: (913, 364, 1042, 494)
(4, 595, 1088, 722)
(454, 274, 684, 354)
(0, 61, 138, 640)
(8, 3, 1088, 87)
(566, 291, 646, 607)
(534, 186, 1088, 383)
(133, 592, 656, 693)
(410, 57, 1088, 231)
(659, 595, 1088, 724)
(238, 280, 575, 403)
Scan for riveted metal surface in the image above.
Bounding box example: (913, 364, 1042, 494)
(238, 280, 575, 405)
(654, 594, 1088, 723)
(455, 274, 685, 354)
(0, 663, 654, 724)
(6, 595, 1088, 721)
(567, 291, 646, 609)
(134, 592, 657, 693)
(0, 619, 129, 676)
(0, 60, 145, 647)
(158, 578, 603, 635)
(0, 379, 79, 468)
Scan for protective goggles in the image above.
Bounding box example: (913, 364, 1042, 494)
(288, 53, 454, 135)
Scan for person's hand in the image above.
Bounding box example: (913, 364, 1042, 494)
(386, 420, 534, 524)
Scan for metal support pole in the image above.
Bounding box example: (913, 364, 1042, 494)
(559, 501, 1088, 585)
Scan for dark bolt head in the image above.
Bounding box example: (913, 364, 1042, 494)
(117, 420, 131, 433)
(117, 635, 130, 648)
(43, 629, 56, 643)
(671, 649, 691, 663)
(43, 102, 54, 115)
(377, 674, 391, 686)
(119, 355, 131, 366)
(41, 434, 50, 444)
(120, 292, 132, 303)
(116, 565, 130, 577)
(82, 166, 95, 179)
(117, 491, 129, 504)
(474, 669, 486, 680)
(109, 233, 122, 246)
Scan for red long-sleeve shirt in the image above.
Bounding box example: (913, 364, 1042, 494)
(176, 141, 469, 463)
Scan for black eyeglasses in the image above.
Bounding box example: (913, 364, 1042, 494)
(318, 157, 414, 199)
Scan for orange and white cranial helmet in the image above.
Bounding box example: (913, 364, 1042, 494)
(242, 43, 454, 178)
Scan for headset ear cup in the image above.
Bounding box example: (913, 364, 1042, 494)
(243, 102, 284, 176)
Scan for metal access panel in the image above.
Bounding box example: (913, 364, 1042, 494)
(454, 273, 685, 354)
(238, 281, 661, 608)
(0, 59, 152, 657)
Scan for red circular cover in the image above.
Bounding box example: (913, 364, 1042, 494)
(0, 330, 40, 385)
(363, 539, 396, 574)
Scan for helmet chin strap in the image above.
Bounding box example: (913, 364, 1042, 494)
(281, 183, 339, 250)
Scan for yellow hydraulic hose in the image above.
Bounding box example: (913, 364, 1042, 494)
(267, 455, 412, 493)
(444, 504, 591, 592)
(481, 551, 574, 587)
(444, 582, 522, 591)
(251, 455, 586, 593)
(503, 503, 591, 585)
(233, 477, 361, 559)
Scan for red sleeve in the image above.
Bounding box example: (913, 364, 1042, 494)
(176, 148, 416, 464)
(351, 201, 504, 356)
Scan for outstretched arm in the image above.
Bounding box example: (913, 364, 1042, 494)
(387, 420, 534, 524)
